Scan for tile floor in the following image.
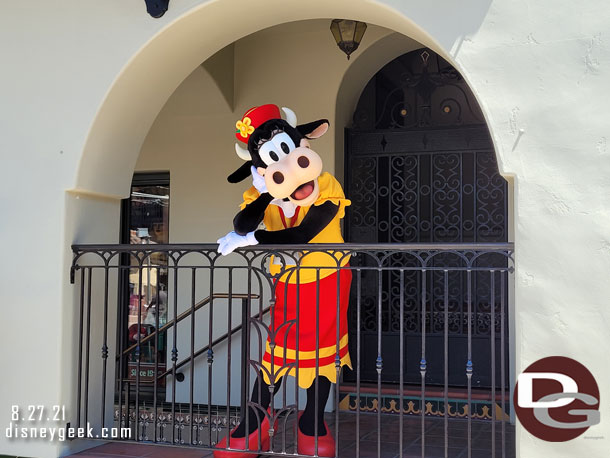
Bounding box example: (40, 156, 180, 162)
(69, 412, 515, 458)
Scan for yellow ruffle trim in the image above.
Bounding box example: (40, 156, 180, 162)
(263, 334, 349, 359)
(261, 352, 352, 389)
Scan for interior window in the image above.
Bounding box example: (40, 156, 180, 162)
(121, 172, 170, 383)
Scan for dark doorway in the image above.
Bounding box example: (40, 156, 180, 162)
(344, 49, 509, 389)
(118, 172, 170, 395)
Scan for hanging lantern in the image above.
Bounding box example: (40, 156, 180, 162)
(330, 19, 367, 60)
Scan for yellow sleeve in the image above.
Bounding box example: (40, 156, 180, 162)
(313, 172, 351, 219)
(239, 186, 260, 210)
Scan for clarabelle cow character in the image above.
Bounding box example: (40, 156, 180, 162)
(215, 104, 352, 458)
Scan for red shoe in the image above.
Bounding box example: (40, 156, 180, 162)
(296, 411, 335, 457)
(214, 409, 276, 458)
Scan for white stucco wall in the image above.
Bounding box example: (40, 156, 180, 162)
(1, 1, 609, 457)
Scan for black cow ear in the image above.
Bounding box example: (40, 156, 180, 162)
(227, 161, 253, 183)
(297, 119, 330, 139)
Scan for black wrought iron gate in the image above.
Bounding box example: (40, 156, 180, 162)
(344, 48, 509, 389)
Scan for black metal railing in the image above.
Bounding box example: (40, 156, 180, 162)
(70, 243, 515, 458)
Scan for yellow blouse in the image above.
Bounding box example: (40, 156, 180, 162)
(240, 172, 351, 283)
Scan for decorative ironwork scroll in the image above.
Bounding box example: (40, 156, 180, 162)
(352, 48, 485, 130)
(345, 49, 509, 388)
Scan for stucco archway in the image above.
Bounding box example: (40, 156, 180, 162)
(0, 1, 604, 457)
(73, 0, 495, 199)
(61, 2, 512, 455)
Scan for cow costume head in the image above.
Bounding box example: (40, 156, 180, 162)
(229, 104, 329, 208)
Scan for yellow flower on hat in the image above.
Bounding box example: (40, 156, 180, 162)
(236, 117, 255, 139)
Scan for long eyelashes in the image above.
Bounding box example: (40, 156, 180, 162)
(256, 131, 297, 165)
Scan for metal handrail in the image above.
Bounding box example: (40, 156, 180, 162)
(74, 242, 514, 252)
(120, 292, 259, 358)
(72, 242, 516, 455)
(156, 304, 271, 380)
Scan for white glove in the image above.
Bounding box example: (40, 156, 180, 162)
(250, 166, 297, 217)
(251, 166, 268, 193)
(216, 231, 258, 256)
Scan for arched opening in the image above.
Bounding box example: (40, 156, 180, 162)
(65, 4, 515, 458)
(72, 3, 469, 200)
(341, 47, 510, 391)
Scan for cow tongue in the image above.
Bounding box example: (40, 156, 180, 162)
(293, 181, 314, 200)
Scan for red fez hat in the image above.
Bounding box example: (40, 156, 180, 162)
(235, 104, 281, 143)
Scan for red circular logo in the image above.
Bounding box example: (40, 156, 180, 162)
(513, 356, 600, 441)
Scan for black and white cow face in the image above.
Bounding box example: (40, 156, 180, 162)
(247, 118, 329, 207)
(247, 119, 302, 168)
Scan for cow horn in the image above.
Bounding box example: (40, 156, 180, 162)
(234, 142, 250, 161)
(282, 107, 297, 127)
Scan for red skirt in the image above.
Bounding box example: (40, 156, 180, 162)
(261, 268, 352, 389)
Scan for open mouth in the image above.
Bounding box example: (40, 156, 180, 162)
(290, 180, 315, 201)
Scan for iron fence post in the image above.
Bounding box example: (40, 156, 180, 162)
(240, 297, 249, 417)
